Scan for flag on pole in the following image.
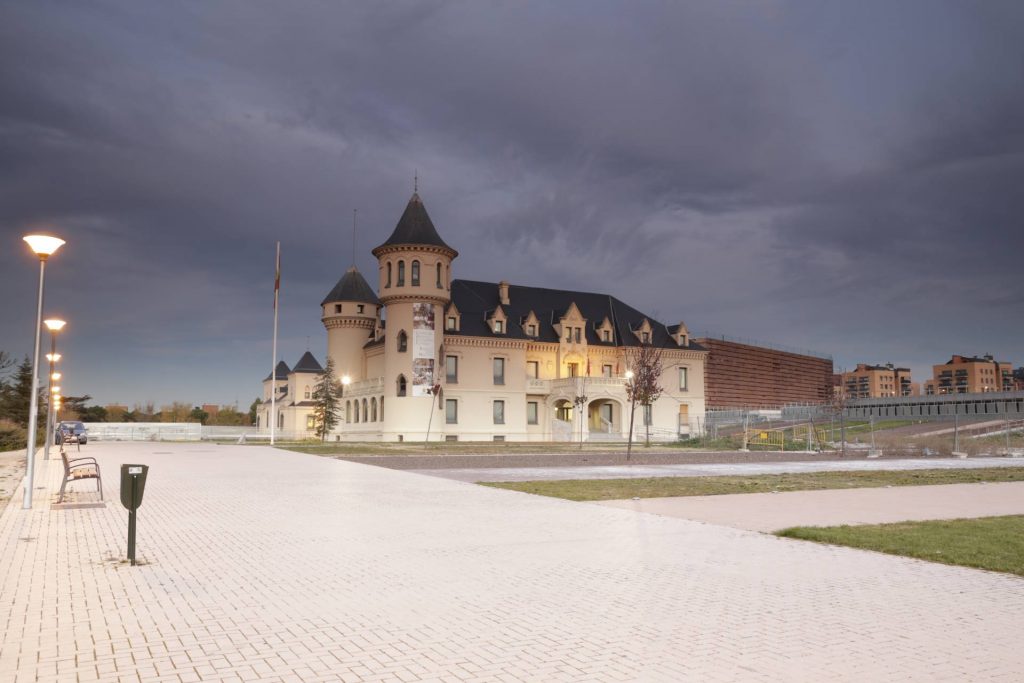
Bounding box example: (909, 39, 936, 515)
(273, 245, 281, 308)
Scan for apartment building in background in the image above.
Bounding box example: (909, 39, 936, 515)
(923, 354, 1015, 395)
(840, 363, 915, 399)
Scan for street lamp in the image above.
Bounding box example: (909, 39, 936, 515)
(625, 370, 637, 461)
(42, 318, 66, 461)
(21, 234, 65, 509)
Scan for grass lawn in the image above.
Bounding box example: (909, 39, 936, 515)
(481, 466, 1024, 501)
(777, 515, 1024, 577)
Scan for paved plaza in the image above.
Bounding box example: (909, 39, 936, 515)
(1, 443, 1022, 682)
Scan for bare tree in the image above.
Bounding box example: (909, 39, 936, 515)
(823, 372, 848, 456)
(625, 343, 664, 460)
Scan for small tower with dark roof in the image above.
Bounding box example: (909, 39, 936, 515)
(321, 266, 380, 383)
(372, 192, 458, 434)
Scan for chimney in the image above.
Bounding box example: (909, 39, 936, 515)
(498, 280, 510, 306)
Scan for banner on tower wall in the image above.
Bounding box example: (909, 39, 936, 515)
(411, 303, 435, 397)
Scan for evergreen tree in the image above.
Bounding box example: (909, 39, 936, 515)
(311, 357, 342, 442)
(248, 398, 261, 426)
(0, 357, 34, 427)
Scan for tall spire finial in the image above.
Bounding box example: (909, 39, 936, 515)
(414, 169, 418, 193)
(351, 209, 357, 267)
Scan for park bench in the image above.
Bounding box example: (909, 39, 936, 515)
(58, 449, 103, 503)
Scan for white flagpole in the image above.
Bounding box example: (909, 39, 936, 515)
(271, 242, 280, 445)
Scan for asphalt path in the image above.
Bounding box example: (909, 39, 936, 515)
(410, 456, 1024, 482)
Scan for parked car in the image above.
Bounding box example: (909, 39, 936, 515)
(55, 420, 88, 445)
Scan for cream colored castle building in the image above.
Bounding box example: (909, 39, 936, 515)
(260, 192, 707, 442)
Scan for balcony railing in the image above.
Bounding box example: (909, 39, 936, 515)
(527, 376, 628, 393)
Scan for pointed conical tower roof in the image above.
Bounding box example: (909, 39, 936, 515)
(292, 351, 323, 373)
(264, 360, 290, 381)
(372, 192, 458, 257)
(321, 266, 380, 306)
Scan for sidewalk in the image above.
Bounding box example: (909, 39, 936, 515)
(1, 442, 1022, 682)
(596, 481, 1024, 532)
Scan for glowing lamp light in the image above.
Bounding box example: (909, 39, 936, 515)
(51, 372, 61, 380)
(341, 375, 352, 386)
(22, 234, 66, 258)
(51, 386, 61, 394)
(46, 353, 61, 362)
(44, 318, 66, 332)
(625, 370, 635, 380)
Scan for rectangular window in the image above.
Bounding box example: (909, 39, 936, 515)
(306, 416, 315, 429)
(494, 320, 504, 334)
(574, 327, 581, 344)
(493, 435, 505, 442)
(447, 316, 457, 331)
(642, 332, 650, 343)
(446, 355, 458, 383)
(493, 358, 505, 385)
(603, 364, 613, 378)
(567, 363, 578, 377)
(334, 304, 342, 313)
(602, 329, 610, 342)
(493, 400, 505, 424)
(357, 304, 364, 313)
(527, 401, 538, 424)
(643, 404, 652, 426)
(445, 399, 458, 424)
(528, 324, 536, 336)
(566, 328, 572, 342)
(527, 360, 539, 379)
(679, 367, 688, 391)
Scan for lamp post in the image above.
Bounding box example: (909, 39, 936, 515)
(21, 234, 66, 509)
(42, 319, 66, 461)
(625, 370, 637, 462)
(341, 375, 351, 436)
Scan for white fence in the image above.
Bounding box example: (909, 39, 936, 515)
(84, 423, 261, 442)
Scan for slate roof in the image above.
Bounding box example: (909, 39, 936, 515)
(372, 193, 457, 255)
(321, 266, 380, 306)
(264, 360, 290, 381)
(448, 279, 704, 350)
(292, 351, 323, 373)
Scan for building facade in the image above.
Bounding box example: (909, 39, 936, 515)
(923, 354, 1015, 395)
(262, 192, 708, 441)
(696, 336, 833, 409)
(840, 363, 915, 399)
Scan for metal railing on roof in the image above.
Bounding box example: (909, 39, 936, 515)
(698, 332, 832, 360)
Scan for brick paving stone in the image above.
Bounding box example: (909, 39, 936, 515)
(1, 442, 1022, 682)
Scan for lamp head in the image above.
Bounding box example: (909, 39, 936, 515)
(341, 375, 351, 386)
(46, 353, 62, 362)
(23, 234, 66, 259)
(625, 370, 634, 380)
(51, 372, 62, 380)
(44, 318, 66, 332)
(51, 386, 61, 394)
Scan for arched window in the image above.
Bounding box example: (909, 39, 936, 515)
(397, 375, 407, 397)
(445, 264, 450, 289)
(362, 398, 368, 422)
(397, 260, 405, 286)
(397, 330, 408, 352)
(379, 397, 383, 421)
(345, 401, 351, 422)
(385, 262, 392, 288)
(371, 397, 378, 422)
(354, 401, 360, 423)
(436, 262, 443, 288)
(411, 260, 420, 286)
(278, 413, 284, 429)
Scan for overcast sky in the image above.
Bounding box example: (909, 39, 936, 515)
(2, 1, 1022, 409)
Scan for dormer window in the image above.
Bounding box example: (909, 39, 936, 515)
(642, 332, 650, 344)
(602, 329, 610, 342)
(411, 260, 420, 286)
(447, 316, 457, 331)
(528, 324, 536, 336)
(574, 328, 581, 344)
(494, 320, 504, 334)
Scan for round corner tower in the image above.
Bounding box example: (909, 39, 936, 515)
(371, 192, 458, 439)
(321, 266, 380, 382)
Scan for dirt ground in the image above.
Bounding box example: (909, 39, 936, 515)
(0, 449, 25, 509)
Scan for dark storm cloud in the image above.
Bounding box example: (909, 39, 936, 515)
(1, 1, 1022, 405)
